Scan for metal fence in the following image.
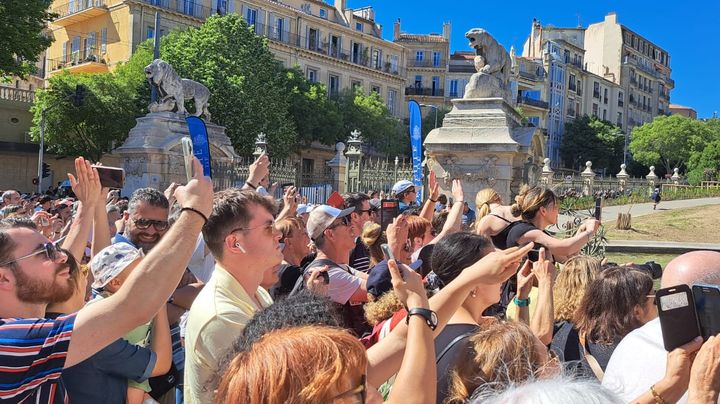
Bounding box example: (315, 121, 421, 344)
(357, 156, 414, 194)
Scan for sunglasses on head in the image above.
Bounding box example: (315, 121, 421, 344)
(131, 218, 169, 231)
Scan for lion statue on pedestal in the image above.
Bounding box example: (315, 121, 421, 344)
(463, 28, 512, 101)
(144, 59, 212, 121)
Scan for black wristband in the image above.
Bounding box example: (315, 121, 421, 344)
(245, 181, 257, 190)
(429, 198, 438, 203)
(181, 207, 208, 224)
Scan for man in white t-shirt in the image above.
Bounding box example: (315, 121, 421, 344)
(603, 251, 720, 403)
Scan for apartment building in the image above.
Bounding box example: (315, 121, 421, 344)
(43, 0, 406, 116)
(584, 12, 673, 131)
(393, 19, 450, 112)
(669, 104, 697, 119)
(514, 56, 549, 133)
(445, 51, 473, 99)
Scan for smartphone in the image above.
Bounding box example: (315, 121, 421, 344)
(181, 137, 194, 183)
(92, 166, 125, 189)
(281, 182, 294, 188)
(593, 197, 602, 221)
(381, 243, 404, 280)
(380, 199, 399, 233)
(692, 284, 720, 340)
(657, 285, 701, 351)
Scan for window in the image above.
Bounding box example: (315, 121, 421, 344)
(593, 81, 600, 98)
(604, 88, 608, 104)
(564, 49, 570, 63)
(416, 51, 424, 62)
(432, 51, 441, 67)
(602, 109, 607, 120)
(217, 0, 228, 15)
(351, 42, 361, 64)
(617, 112, 623, 127)
(308, 28, 319, 51)
(449, 80, 459, 97)
(371, 85, 381, 94)
(592, 103, 598, 117)
(414, 75, 422, 88)
(527, 116, 540, 127)
(371, 49, 381, 69)
(389, 55, 399, 73)
(101, 27, 107, 53)
(568, 74, 576, 91)
(576, 102, 580, 115)
(387, 89, 397, 115)
(355, 22, 363, 31)
(351, 80, 362, 90)
(431, 76, 440, 96)
(307, 68, 318, 83)
(245, 8, 257, 26)
(146, 26, 155, 40)
(329, 74, 340, 96)
(274, 17, 286, 41)
(319, 9, 327, 18)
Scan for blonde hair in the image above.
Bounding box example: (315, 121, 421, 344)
(474, 188, 503, 234)
(510, 185, 558, 221)
(553, 256, 602, 322)
(216, 325, 367, 404)
(446, 321, 545, 403)
(360, 221, 385, 267)
(364, 290, 404, 326)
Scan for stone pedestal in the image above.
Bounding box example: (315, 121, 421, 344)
(424, 97, 545, 208)
(113, 112, 237, 195)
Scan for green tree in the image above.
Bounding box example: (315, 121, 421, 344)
(421, 106, 449, 139)
(687, 139, 720, 184)
(30, 72, 139, 162)
(160, 14, 296, 157)
(336, 88, 406, 156)
(284, 67, 342, 147)
(629, 115, 712, 174)
(559, 115, 624, 171)
(0, 0, 56, 77)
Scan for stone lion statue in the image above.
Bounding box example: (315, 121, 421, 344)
(145, 59, 211, 121)
(464, 28, 512, 101)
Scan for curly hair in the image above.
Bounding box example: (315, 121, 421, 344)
(364, 290, 404, 326)
(216, 325, 367, 404)
(553, 255, 602, 322)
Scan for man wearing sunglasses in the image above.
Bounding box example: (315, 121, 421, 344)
(114, 188, 170, 252)
(0, 157, 213, 403)
(343, 193, 373, 273)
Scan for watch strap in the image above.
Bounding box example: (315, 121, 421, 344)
(406, 307, 437, 330)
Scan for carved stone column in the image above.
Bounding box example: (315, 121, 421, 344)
(344, 130, 363, 193)
(581, 161, 595, 196)
(540, 158, 554, 187)
(671, 168, 681, 185)
(327, 142, 347, 194)
(616, 163, 629, 193)
(646, 166, 658, 196)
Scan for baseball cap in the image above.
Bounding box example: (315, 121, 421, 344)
(58, 198, 74, 207)
(366, 258, 423, 299)
(296, 204, 315, 215)
(306, 205, 355, 240)
(90, 243, 144, 289)
(392, 180, 415, 195)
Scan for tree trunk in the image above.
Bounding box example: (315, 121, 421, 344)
(616, 212, 632, 230)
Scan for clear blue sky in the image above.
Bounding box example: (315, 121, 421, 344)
(348, 0, 719, 118)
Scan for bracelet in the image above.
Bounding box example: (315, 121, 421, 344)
(429, 198, 438, 203)
(514, 296, 531, 307)
(245, 181, 257, 190)
(181, 207, 208, 224)
(649, 384, 667, 404)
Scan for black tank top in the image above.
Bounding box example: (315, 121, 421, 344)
(489, 213, 514, 250)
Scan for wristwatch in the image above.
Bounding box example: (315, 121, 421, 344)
(406, 307, 438, 330)
(514, 296, 531, 307)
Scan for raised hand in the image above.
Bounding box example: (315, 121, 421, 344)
(516, 260, 535, 299)
(247, 152, 270, 188)
(388, 258, 428, 310)
(532, 247, 556, 285)
(174, 157, 213, 219)
(386, 215, 409, 260)
(451, 179, 464, 203)
(164, 182, 179, 207)
(428, 171, 440, 202)
(68, 157, 102, 207)
(463, 242, 534, 285)
(689, 335, 720, 402)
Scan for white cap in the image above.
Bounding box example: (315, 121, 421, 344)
(89, 243, 144, 289)
(306, 205, 355, 240)
(392, 180, 415, 195)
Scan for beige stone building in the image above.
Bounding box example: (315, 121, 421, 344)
(584, 12, 673, 131)
(393, 19, 450, 113)
(669, 104, 697, 119)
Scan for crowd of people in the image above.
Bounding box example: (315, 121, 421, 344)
(1, 153, 720, 404)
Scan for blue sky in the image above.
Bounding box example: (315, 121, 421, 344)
(348, 0, 719, 118)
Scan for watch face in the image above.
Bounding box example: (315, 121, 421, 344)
(430, 311, 438, 326)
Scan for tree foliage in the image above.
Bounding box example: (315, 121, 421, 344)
(284, 67, 342, 147)
(559, 115, 624, 171)
(629, 115, 713, 174)
(160, 14, 296, 157)
(0, 0, 56, 78)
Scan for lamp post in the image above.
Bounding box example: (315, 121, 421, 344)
(419, 103, 439, 129)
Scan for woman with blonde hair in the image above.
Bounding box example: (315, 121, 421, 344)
(473, 188, 519, 249)
(552, 255, 602, 323)
(446, 320, 558, 403)
(506, 185, 599, 263)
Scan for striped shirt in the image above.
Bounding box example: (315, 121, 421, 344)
(349, 237, 371, 273)
(0, 313, 76, 403)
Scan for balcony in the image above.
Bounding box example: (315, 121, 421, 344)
(51, 0, 107, 27)
(517, 96, 549, 109)
(405, 87, 444, 97)
(593, 91, 601, 99)
(518, 71, 544, 82)
(142, 0, 213, 20)
(568, 83, 577, 92)
(408, 59, 447, 69)
(249, 21, 405, 77)
(48, 48, 108, 75)
(0, 87, 34, 104)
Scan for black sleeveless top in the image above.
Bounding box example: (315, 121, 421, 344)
(489, 213, 514, 250)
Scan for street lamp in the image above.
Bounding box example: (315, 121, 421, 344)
(419, 103, 439, 129)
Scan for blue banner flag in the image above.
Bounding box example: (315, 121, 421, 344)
(408, 100, 424, 204)
(185, 116, 212, 177)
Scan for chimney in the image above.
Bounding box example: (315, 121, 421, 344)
(393, 18, 401, 41)
(606, 12, 617, 23)
(334, 0, 346, 13)
(442, 21, 451, 41)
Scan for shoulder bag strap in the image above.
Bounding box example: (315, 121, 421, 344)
(436, 331, 475, 364)
(579, 331, 605, 381)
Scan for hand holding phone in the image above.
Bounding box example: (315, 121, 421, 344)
(657, 285, 701, 351)
(380, 199, 399, 233)
(91, 165, 125, 189)
(181, 137, 194, 183)
(594, 197, 602, 221)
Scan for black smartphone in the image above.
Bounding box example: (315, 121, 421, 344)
(657, 285, 701, 351)
(381, 243, 404, 279)
(92, 166, 125, 189)
(594, 197, 602, 221)
(692, 284, 720, 340)
(281, 182, 294, 188)
(380, 199, 399, 233)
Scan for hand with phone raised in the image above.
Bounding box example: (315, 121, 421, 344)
(174, 157, 213, 221)
(246, 152, 270, 189)
(387, 256, 427, 311)
(68, 157, 103, 208)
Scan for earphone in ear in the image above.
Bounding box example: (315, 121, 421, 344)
(235, 243, 247, 253)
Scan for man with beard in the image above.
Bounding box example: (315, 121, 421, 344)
(0, 157, 213, 403)
(113, 188, 170, 251)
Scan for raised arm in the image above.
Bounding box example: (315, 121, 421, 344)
(65, 158, 213, 368)
(431, 179, 463, 243)
(241, 153, 269, 191)
(519, 218, 599, 257)
(515, 260, 534, 325)
(529, 248, 556, 345)
(148, 306, 172, 377)
(91, 188, 113, 258)
(276, 186, 298, 221)
(419, 171, 439, 222)
(61, 158, 102, 262)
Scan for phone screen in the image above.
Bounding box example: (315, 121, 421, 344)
(380, 199, 399, 232)
(92, 166, 125, 189)
(594, 197, 602, 221)
(657, 285, 701, 351)
(693, 284, 720, 340)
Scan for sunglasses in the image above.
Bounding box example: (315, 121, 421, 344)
(332, 374, 366, 403)
(0, 236, 67, 267)
(131, 218, 169, 231)
(327, 215, 351, 230)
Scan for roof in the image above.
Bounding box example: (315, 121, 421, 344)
(669, 104, 694, 110)
(396, 34, 447, 43)
(450, 51, 475, 60)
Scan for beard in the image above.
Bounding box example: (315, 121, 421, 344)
(128, 231, 161, 252)
(14, 260, 76, 305)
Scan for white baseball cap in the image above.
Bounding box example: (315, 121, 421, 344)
(392, 180, 415, 195)
(306, 205, 355, 240)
